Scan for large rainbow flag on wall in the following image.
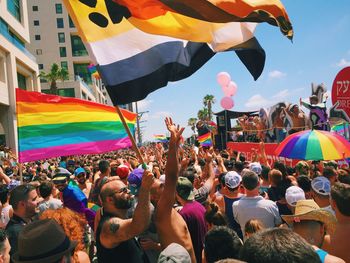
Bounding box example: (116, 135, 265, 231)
(62, 0, 274, 105)
(198, 132, 213, 147)
(16, 89, 136, 163)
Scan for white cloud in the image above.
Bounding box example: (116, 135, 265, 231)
(336, 58, 350, 67)
(244, 94, 271, 109)
(150, 111, 172, 120)
(268, 70, 287, 79)
(245, 89, 298, 110)
(136, 99, 153, 111)
(272, 89, 290, 100)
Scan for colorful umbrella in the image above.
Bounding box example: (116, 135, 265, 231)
(275, 129, 350, 161)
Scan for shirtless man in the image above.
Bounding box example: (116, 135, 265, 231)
(324, 183, 350, 263)
(155, 117, 196, 263)
(283, 104, 307, 134)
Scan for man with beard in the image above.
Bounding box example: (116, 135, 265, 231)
(52, 167, 95, 229)
(6, 184, 38, 257)
(96, 170, 154, 263)
(74, 167, 92, 198)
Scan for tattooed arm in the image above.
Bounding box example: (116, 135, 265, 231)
(101, 171, 154, 248)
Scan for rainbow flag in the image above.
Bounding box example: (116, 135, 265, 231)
(62, 0, 267, 104)
(16, 89, 136, 163)
(87, 63, 101, 79)
(154, 135, 168, 143)
(331, 123, 349, 138)
(198, 133, 212, 147)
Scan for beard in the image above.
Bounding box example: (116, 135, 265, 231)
(113, 195, 133, 209)
(77, 178, 86, 184)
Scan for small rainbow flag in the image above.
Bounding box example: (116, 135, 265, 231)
(331, 123, 349, 138)
(16, 89, 136, 163)
(198, 132, 212, 147)
(87, 64, 100, 79)
(154, 135, 168, 143)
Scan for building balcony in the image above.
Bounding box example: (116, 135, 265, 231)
(72, 50, 89, 57)
(0, 20, 36, 62)
(75, 75, 94, 95)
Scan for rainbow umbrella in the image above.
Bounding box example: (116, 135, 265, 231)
(275, 129, 350, 161)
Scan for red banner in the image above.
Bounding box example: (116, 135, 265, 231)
(227, 142, 350, 168)
(227, 142, 298, 167)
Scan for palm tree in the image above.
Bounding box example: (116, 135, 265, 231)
(39, 63, 69, 95)
(197, 108, 209, 121)
(203, 94, 215, 121)
(187, 118, 198, 134)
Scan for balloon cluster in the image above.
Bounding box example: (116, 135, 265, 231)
(217, 72, 237, 110)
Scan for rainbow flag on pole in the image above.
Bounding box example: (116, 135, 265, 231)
(16, 89, 136, 163)
(154, 135, 168, 143)
(87, 63, 101, 79)
(198, 133, 212, 147)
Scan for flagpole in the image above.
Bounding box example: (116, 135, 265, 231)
(115, 106, 145, 165)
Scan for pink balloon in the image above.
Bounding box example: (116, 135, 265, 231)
(228, 81, 238, 96)
(222, 81, 237, 96)
(217, 72, 231, 87)
(220, 97, 234, 110)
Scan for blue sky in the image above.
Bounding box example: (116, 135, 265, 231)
(136, 0, 350, 141)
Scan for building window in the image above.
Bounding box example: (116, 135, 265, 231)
(35, 34, 40, 40)
(34, 20, 39, 26)
(0, 57, 6, 83)
(7, 0, 21, 22)
(61, 61, 68, 70)
(59, 47, 67, 57)
(36, 49, 42, 55)
(58, 88, 75, 97)
(58, 32, 65, 43)
(68, 16, 75, 28)
(56, 18, 64, 28)
(38, 64, 44, 70)
(32, 5, 38, 11)
(74, 63, 92, 84)
(55, 3, 62, 14)
(17, 72, 26, 90)
(71, 35, 88, 57)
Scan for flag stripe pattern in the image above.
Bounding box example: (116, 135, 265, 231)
(16, 89, 136, 163)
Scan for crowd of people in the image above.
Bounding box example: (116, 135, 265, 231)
(0, 117, 349, 263)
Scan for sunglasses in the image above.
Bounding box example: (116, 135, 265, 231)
(113, 187, 129, 195)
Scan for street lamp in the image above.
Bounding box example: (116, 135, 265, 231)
(135, 101, 149, 146)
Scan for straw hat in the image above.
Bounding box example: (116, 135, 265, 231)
(282, 200, 336, 234)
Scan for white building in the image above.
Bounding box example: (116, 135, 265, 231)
(26, 0, 108, 104)
(0, 0, 40, 151)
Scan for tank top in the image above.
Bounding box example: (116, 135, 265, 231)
(224, 196, 243, 239)
(315, 248, 328, 263)
(0, 205, 12, 228)
(96, 209, 149, 263)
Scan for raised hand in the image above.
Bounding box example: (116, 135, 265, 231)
(164, 117, 185, 144)
(141, 170, 155, 191)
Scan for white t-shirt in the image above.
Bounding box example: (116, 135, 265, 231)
(38, 198, 63, 213)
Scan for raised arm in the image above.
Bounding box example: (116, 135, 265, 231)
(101, 170, 154, 247)
(0, 166, 11, 185)
(157, 117, 184, 215)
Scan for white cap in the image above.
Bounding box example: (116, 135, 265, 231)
(311, 176, 331, 196)
(285, 186, 306, 206)
(159, 174, 166, 184)
(158, 243, 191, 263)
